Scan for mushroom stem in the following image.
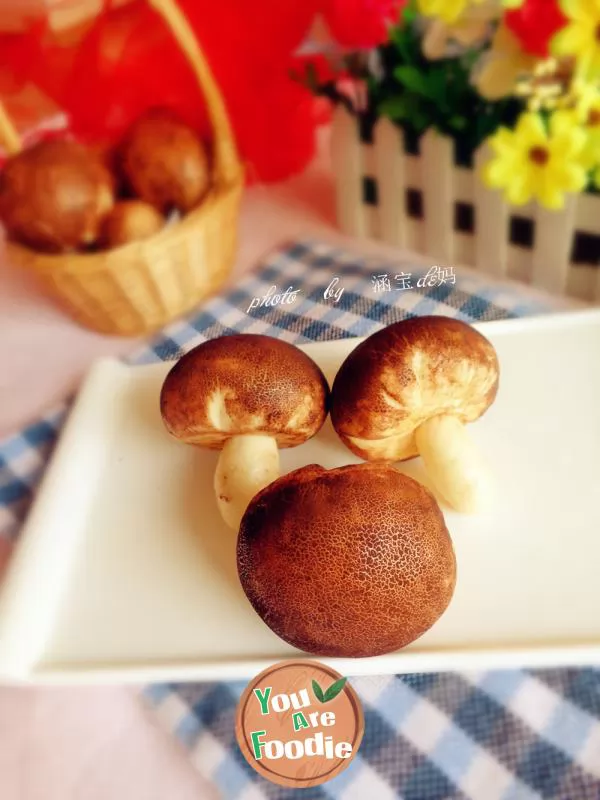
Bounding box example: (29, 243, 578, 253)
(414, 414, 491, 513)
(214, 434, 280, 530)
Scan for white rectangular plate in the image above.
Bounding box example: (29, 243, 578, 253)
(1, 310, 600, 684)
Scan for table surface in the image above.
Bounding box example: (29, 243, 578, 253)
(0, 130, 584, 800)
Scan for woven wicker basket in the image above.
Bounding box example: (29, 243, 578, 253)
(0, 0, 244, 336)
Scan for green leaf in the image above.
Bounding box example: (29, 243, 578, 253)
(401, 0, 419, 23)
(393, 66, 431, 97)
(377, 96, 411, 120)
(426, 69, 448, 105)
(389, 26, 419, 65)
(449, 115, 467, 130)
(401, 97, 431, 131)
(312, 680, 325, 703)
(323, 677, 348, 703)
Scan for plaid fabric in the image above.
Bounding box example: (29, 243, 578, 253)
(1, 240, 599, 799)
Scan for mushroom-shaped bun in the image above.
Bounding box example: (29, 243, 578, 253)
(160, 334, 329, 530)
(237, 463, 456, 658)
(0, 139, 114, 252)
(331, 316, 499, 513)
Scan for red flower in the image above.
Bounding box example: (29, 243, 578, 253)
(323, 0, 406, 49)
(505, 0, 568, 58)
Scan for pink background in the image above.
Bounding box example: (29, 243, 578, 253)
(0, 133, 581, 799)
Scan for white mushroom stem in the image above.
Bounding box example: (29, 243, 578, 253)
(214, 434, 280, 530)
(414, 414, 492, 514)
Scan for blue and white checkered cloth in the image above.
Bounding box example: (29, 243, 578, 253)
(2, 240, 600, 799)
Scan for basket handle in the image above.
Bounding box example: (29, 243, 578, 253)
(148, 0, 242, 185)
(0, 0, 242, 184)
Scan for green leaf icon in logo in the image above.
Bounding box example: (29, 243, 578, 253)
(312, 679, 325, 703)
(312, 677, 348, 703)
(323, 677, 347, 702)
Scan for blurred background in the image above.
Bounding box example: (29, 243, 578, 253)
(1, 0, 598, 310)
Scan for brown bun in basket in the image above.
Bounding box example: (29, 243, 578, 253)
(0, 0, 245, 337)
(0, 139, 114, 253)
(118, 108, 211, 213)
(237, 462, 457, 658)
(100, 200, 165, 248)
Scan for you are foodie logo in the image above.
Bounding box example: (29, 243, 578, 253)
(235, 660, 364, 788)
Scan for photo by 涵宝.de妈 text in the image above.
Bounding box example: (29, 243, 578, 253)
(246, 265, 455, 313)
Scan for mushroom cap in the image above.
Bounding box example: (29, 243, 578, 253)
(100, 199, 164, 248)
(331, 316, 499, 461)
(118, 108, 211, 214)
(237, 463, 456, 658)
(160, 334, 329, 448)
(0, 139, 114, 253)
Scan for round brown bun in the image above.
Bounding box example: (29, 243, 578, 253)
(237, 463, 456, 658)
(160, 334, 330, 449)
(118, 108, 211, 213)
(330, 316, 499, 462)
(100, 200, 164, 248)
(0, 139, 114, 253)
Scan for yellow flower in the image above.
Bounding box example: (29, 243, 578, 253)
(568, 78, 600, 117)
(552, 0, 600, 80)
(579, 106, 600, 168)
(417, 0, 487, 24)
(483, 112, 587, 209)
(473, 22, 538, 99)
(554, 91, 600, 170)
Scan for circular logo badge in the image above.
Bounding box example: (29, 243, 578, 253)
(235, 660, 364, 788)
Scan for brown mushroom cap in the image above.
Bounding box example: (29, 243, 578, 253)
(100, 199, 164, 248)
(118, 108, 211, 214)
(160, 334, 329, 448)
(237, 463, 456, 658)
(331, 316, 499, 461)
(0, 139, 114, 253)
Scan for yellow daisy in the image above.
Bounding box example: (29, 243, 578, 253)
(483, 112, 587, 209)
(554, 91, 600, 170)
(568, 78, 600, 118)
(552, 0, 600, 80)
(417, 0, 487, 25)
(579, 103, 600, 168)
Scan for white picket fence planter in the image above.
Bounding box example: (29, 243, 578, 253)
(331, 106, 600, 303)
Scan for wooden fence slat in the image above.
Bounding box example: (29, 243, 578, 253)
(330, 116, 600, 304)
(451, 166, 475, 267)
(404, 155, 422, 189)
(531, 195, 576, 295)
(331, 106, 366, 239)
(421, 130, 454, 263)
(574, 192, 600, 234)
(474, 144, 509, 278)
(452, 166, 475, 203)
(574, 192, 600, 304)
(373, 118, 406, 247)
